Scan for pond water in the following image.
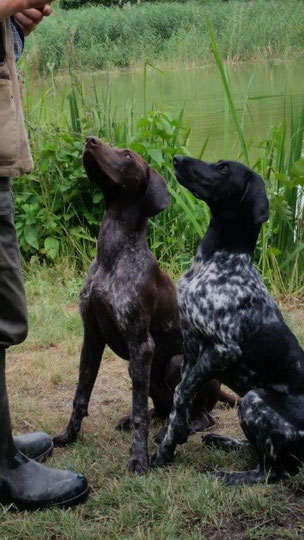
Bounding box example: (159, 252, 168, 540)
(34, 57, 304, 160)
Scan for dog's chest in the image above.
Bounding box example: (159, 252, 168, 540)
(80, 256, 146, 332)
(177, 251, 270, 343)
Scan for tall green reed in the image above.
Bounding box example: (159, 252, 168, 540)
(207, 17, 304, 293)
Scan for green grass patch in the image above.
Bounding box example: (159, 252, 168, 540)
(25, 0, 304, 74)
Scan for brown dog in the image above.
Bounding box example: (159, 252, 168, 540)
(53, 138, 237, 474)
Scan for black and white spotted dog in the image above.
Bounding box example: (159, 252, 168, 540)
(153, 157, 304, 485)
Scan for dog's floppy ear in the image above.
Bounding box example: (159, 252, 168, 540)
(143, 167, 170, 217)
(241, 170, 269, 224)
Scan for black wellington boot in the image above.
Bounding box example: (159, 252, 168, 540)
(0, 351, 90, 510)
(13, 432, 54, 462)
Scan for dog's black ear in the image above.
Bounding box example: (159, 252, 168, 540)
(143, 167, 170, 217)
(241, 170, 269, 224)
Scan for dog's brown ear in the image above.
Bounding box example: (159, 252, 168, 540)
(241, 171, 269, 224)
(143, 167, 170, 217)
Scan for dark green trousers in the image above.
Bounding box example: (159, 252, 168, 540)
(0, 178, 28, 349)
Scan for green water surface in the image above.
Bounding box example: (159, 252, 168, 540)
(33, 57, 304, 160)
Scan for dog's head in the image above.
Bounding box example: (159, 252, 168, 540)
(173, 156, 269, 224)
(83, 137, 170, 217)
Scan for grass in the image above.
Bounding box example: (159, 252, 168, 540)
(1, 264, 304, 538)
(24, 0, 304, 74)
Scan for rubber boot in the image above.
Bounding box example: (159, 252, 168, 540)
(0, 351, 90, 510)
(13, 432, 54, 462)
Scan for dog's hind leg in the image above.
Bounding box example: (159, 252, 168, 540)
(53, 327, 105, 447)
(152, 362, 202, 465)
(190, 411, 215, 433)
(212, 388, 302, 486)
(152, 337, 245, 467)
(189, 378, 221, 433)
(155, 412, 215, 445)
(214, 463, 281, 486)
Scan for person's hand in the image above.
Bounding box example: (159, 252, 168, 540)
(17, 0, 54, 12)
(14, 3, 52, 36)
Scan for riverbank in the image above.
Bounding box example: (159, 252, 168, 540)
(24, 0, 304, 74)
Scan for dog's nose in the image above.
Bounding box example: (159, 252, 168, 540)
(173, 155, 185, 166)
(86, 136, 100, 147)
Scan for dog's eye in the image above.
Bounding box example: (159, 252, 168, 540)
(218, 164, 228, 174)
(125, 153, 132, 160)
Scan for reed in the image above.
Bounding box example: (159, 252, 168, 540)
(206, 18, 304, 293)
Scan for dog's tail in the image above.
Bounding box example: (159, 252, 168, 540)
(219, 388, 240, 407)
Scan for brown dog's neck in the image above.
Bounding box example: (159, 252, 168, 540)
(103, 196, 149, 229)
(96, 206, 150, 270)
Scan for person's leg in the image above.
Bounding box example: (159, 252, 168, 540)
(0, 351, 89, 509)
(0, 179, 28, 350)
(0, 348, 14, 463)
(0, 180, 90, 508)
(0, 179, 54, 461)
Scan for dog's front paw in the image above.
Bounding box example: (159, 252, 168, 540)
(171, 415, 191, 445)
(53, 430, 77, 447)
(151, 448, 174, 468)
(128, 454, 149, 475)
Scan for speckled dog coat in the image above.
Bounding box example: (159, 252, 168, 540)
(154, 157, 304, 485)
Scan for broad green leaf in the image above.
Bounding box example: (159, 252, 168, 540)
(24, 225, 39, 250)
(93, 192, 103, 204)
(44, 237, 60, 261)
(147, 149, 163, 167)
